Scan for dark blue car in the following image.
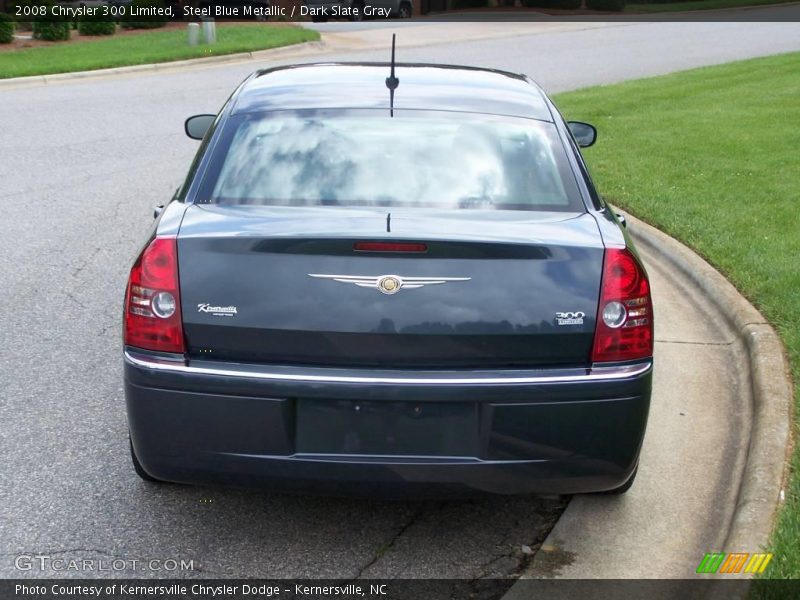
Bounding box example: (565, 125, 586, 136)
(123, 62, 653, 497)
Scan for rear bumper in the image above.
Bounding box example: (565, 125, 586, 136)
(124, 349, 652, 496)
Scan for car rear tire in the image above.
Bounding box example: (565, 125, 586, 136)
(130, 437, 163, 483)
(311, 15, 328, 22)
(597, 464, 638, 495)
(397, 2, 411, 18)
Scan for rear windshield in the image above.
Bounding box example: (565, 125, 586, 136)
(199, 110, 583, 212)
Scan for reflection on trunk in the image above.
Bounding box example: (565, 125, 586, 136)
(177, 205, 605, 369)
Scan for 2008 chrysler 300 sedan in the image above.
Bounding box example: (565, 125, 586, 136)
(123, 61, 653, 497)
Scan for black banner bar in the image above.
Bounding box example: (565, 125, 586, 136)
(8, 1, 800, 23)
(3, 579, 800, 600)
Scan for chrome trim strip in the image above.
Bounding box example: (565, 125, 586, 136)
(124, 351, 651, 386)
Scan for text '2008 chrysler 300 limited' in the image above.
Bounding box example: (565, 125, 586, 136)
(123, 52, 653, 497)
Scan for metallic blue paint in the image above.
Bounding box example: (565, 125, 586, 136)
(127, 63, 652, 496)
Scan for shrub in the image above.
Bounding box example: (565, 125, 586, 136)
(33, 19, 69, 40)
(78, 13, 116, 35)
(586, 0, 625, 9)
(0, 13, 14, 44)
(11, 0, 33, 30)
(32, 4, 70, 41)
(452, 0, 489, 8)
(121, 0, 167, 29)
(520, 0, 581, 8)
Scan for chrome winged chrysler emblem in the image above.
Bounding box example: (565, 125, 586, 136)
(308, 274, 471, 295)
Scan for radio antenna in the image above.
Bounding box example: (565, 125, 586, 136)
(385, 34, 399, 117)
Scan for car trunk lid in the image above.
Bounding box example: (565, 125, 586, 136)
(176, 205, 604, 368)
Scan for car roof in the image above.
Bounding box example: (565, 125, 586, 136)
(232, 63, 553, 122)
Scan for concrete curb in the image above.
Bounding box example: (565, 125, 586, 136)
(624, 212, 792, 555)
(0, 22, 619, 90)
(501, 212, 792, 595)
(0, 40, 329, 89)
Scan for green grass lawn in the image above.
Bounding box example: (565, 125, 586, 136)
(555, 52, 800, 580)
(627, 0, 799, 13)
(0, 24, 319, 79)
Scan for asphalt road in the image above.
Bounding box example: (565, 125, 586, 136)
(1, 18, 799, 581)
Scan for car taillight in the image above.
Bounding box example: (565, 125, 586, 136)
(124, 236, 185, 354)
(591, 248, 653, 363)
(354, 242, 428, 253)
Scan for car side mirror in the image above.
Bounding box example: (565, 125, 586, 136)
(185, 114, 216, 140)
(567, 121, 597, 148)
